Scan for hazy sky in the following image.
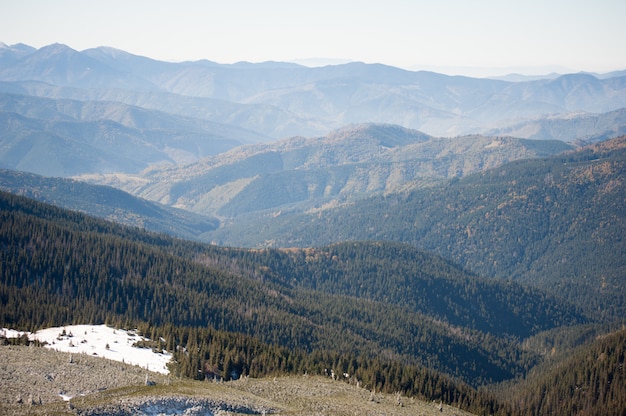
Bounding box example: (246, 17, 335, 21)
(2, 0, 625, 76)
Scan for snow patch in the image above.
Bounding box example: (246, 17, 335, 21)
(0, 328, 29, 338)
(2, 324, 172, 375)
(59, 393, 74, 402)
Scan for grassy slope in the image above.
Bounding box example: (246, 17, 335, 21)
(0, 345, 475, 416)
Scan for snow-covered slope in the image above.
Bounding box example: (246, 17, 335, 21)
(2, 324, 172, 374)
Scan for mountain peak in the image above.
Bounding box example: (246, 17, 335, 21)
(0, 42, 36, 61)
(24, 43, 83, 63)
(83, 45, 152, 62)
(327, 123, 430, 147)
(37, 42, 77, 55)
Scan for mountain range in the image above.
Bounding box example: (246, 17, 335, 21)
(0, 92, 268, 176)
(1, 41, 626, 414)
(1, 42, 626, 143)
(0, 42, 625, 184)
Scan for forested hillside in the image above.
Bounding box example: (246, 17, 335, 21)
(208, 136, 626, 321)
(0, 189, 605, 414)
(501, 328, 626, 416)
(227, 242, 585, 339)
(2, 181, 626, 414)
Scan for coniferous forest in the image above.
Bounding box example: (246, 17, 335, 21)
(2, 187, 625, 415)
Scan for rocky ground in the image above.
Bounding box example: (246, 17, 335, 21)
(0, 345, 475, 415)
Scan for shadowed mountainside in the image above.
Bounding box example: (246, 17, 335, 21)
(0, 169, 218, 239)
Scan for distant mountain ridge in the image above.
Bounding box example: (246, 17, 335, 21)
(483, 107, 626, 143)
(0, 43, 157, 90)
(0, 92, 269, 175)
(1, 42, 625, 141)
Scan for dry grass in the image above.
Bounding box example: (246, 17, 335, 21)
(0, 345, 476, 415)
(227, 375, 476, 415)
(0, 345, 168, 415)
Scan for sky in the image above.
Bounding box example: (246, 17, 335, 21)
(2, 0, 625, 77)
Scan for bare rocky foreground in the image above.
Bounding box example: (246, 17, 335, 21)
(0, 345, 475, 415)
